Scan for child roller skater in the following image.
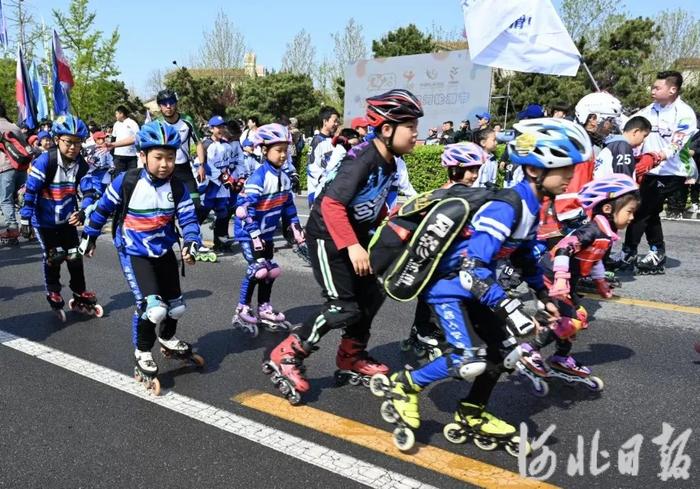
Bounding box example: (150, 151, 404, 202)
(231, 123, 304, 336)
(517, 174, 640, 396)
(263, 89, 425, 405)
(80, 121, 204, 395)
(402, 143, 486, 360)
(19, 114, 102, 322)
(371, 119, 593, 453)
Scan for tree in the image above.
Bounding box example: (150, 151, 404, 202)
(235, 72, 323, 134)
(164, 67, 228, 123)
(52, 0, 120, 116)
(372, 24, 435, 58)
(559, 0, 622, 45)
(331, 18, 367, 80)
(650, 9, 700, 69)
(3, 0, 45, 58)
(146, 69, 165, 99)
(77, 79, 146, 126)
(192, 10, 247, 83)
(0, 58, 18, 122)
(281, 30, 316, 76)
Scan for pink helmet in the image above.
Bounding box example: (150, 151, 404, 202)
(441, 143, 486, 168)
(252, 123, 292, 148)
(578, 174, 638, 210)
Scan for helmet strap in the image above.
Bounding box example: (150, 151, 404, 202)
(379, 122, 400, 156)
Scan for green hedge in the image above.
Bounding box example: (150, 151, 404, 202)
(296, 142, 506, 193)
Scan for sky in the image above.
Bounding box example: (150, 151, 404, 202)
(9, 0, 700, 98)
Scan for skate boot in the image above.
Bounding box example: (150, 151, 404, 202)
(257, 303, 292, 332)
(335, 336, 390, 387)
(400, 325, 445, 360)
(158, 336, 205, 367)
(232, 303, 259, 337)
(194, 245, 218, 262)
(263, 334, 311, 405)
(635, 246, 666, 275)
(134, 349, 161, 395)
(68, 291, 104, 317)
(46, 291, 66, 322)
(212, 237, 236, 253)
(443, 401, 531, 457)
(610, 247, 637, 272)
(547, 354, 604, 392)
(515, 343, 550, 397)
(369, 370, 422, 451)
(0, 227, 19, 246)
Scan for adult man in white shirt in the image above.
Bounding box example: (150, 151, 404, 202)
(622, 71, 698, 273)
(108, 105, 140, 175)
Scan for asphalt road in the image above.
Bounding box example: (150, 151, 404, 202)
(0, 197, 698, 489)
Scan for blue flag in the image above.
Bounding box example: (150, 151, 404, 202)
(29, 61, 49, 122)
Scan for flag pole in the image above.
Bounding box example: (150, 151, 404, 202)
(580, 57, 600, 92)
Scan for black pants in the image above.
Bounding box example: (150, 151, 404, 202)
(35, 225, 86, 295)
(173, 164, 202, 216)
(119, 250, 183, 351)
(113, 155, 138, 175)
(413, 298, 438, 336)
(299, 237, 385, 346)
(624, 175, 686, 252)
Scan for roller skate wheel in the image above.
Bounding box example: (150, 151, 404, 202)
(55, 309, 66, 322)
(94, 304, 104, 318)
(586, 375, 604, 392)
(287, 391, 302, 406)
(399, 339, 413, 352)
(191, 353, 206, 368)
(68, 298, 75, 310)
(348, 374, 361, 386)
(262, 362, 274, 375)
(412, 345, 427, 358)
(148, 378, 162, 396)
(369, 373, 390, 397)
(392, 426, 415, 452)
(361, 376, 371, 388)
(473, 435, 498, 451)
(443, 422, 467, 444)
(506, 436, 531, 458)
(380, 400, 400, 423)
(532, 379, 550, 397)
(277, 380, 291, 396)
(427, 348, 442, 362)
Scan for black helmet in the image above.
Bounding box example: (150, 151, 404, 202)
(365, 89, 424, 127)
(156, 89, 178, 105)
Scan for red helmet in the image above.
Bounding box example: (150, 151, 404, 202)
(365, 89, 424, 127)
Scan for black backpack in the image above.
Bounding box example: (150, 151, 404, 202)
(368, 184, 523, 302)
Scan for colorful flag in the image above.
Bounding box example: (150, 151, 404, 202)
(52, 30, 74, 115)
(462, 0, 580, 76)
(16, 46, 37, 129)
(0, 0, 8, 49)
(29, 61, 49, 121)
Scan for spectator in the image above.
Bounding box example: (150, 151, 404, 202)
(240, 116, 260, 145)
(0, 100, 28, 244)
(425, 127, 440, 145)
(351, 117, 370, 139)
(550, 101, 570, 119)
(517, 103, 545, 121)
(306, 106, 339, 205)
(289, 117, 305, 172)
(107, 106, 139, 175)
(475, 112, 491, 130)
(688, 113, 700, 214)
(454, 120, 472, 142)
(474, 128, 498, 188)
(438, 120, 455, 145)
(37, 131, 53, 152)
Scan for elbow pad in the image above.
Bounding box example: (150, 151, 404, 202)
(458, 258, 494, 299)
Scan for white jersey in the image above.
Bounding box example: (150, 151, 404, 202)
(634, 97, 697, 177)
(306, 136, 333, 198)
(395, 156, 417, 197)
(205, 139, 238, 199)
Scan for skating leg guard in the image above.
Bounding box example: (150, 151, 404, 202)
(140, 295, 168, 324)
(46, 247, 67, 267)
(266, 260, 281, 280)
(65, 247, 81, 262)
(446, 347, 488, 381)
(247, 260, 269, 281)
(167, 296, 186, 320)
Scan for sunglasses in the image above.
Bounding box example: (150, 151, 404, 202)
(159, 99, 177, 107)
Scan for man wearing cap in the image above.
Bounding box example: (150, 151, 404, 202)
(37, 131, 53, 152)
(517, 104, 545, 121)
(108, 105, 140, 175)
(475, 112, 491, 130)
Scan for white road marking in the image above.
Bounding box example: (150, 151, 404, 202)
(0, 329, 436, 489)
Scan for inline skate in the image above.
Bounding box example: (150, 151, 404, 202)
(68, 291, 104, 317)
(443, 401, 531, 457)
(257, 303, 292, 332)
(400, 325, 444, 360)
(334, 336, 389, 387)
(232, 303, 259, 337)
(635, 246, 665, 275)
(134, 349, 161, 395)
(194, 245, 217, 263)
(46, 291, 66, 322)
(0, 227, 19, 246)
(263, 334, 311, 405)
(369, 371, 422, 451)
(158, 336, 205, 369)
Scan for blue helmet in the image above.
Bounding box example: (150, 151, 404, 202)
(52, 114, 89, 140)
(508, 118, 592, 168)
(136, 121, 181, 150)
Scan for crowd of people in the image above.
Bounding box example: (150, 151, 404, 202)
(0, 68, 697, 456)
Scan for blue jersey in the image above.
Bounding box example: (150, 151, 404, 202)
(21, 150, 89, 228)
(83, 170, 201, 258)
(234, 161, 299, 242)
(425, 180, 544, 308)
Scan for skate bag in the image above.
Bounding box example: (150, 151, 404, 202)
(369, 184, 522, 302)
(0, 130, 36, 171)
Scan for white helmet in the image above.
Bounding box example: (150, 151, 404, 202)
(508, 118, 593, 168)
(575, 92, 624, 127)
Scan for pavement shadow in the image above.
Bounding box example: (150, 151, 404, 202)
(571, 342, 634, 367)
(0, 310, 73, 341)
(0, 244, 43, 268)
(0, 285, 45, 302)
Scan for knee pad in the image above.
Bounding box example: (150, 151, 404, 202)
(266, 260, 281, 279)
(235, 205, 248, 219)
(246, 260, 268, 281)
(322, 301, 363, 330)
(168, 296, 186, 320)
(46, 247, 67, 267)
(65, 247, 81, 262)
(140, 295, 167, 324)
(447, 348, 487, 381)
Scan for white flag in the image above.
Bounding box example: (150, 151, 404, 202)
(462, 0, 581, 76)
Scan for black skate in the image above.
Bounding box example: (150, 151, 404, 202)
(46, 292, 66, 322)
(400, 325, 444, 360)
(68, 291, 104, 317)
(635, 247, 665, 275)
(158, 336, 206, 368)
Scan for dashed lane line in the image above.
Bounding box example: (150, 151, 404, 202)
(0, 329, 435, 489)
(234, 390, 559, 489)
